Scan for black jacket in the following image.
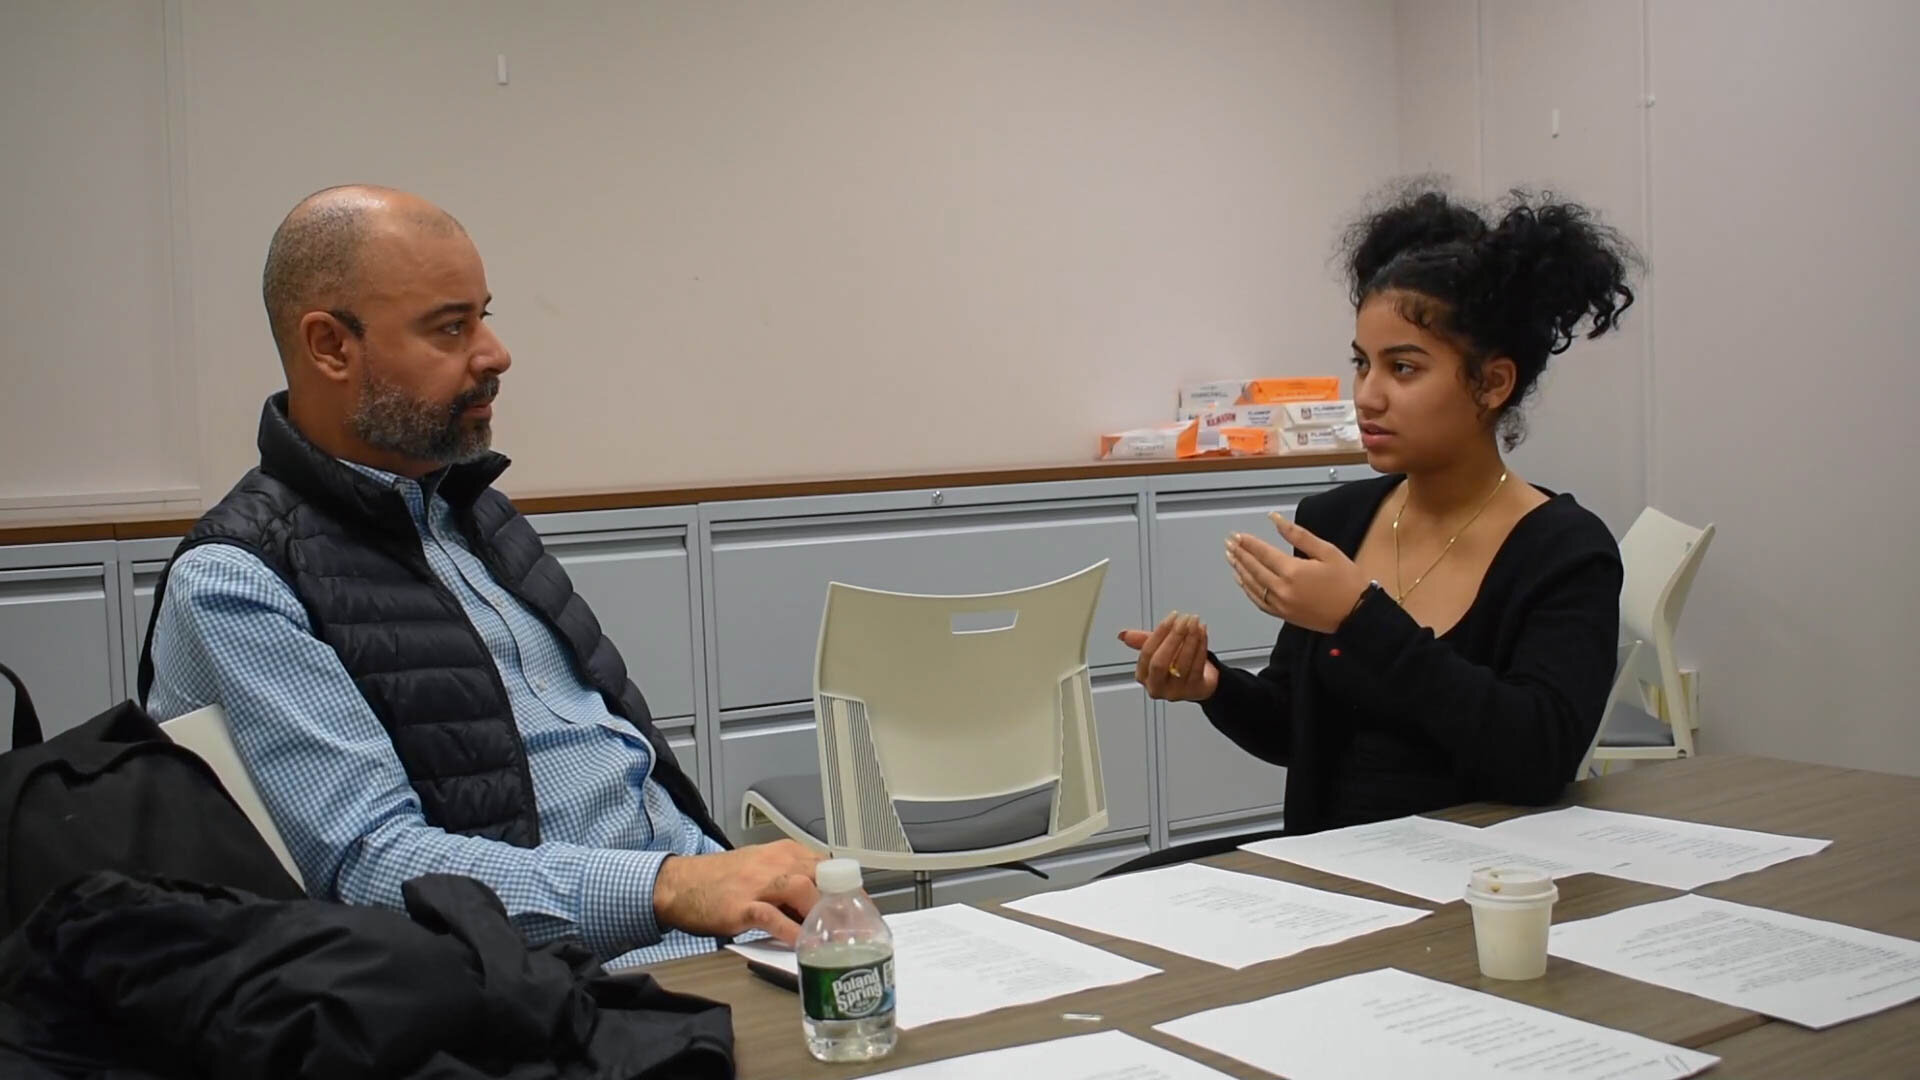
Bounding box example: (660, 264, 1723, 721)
(138, 393, 724, 848)
(1202, 475, 1623, 833)
(0, 871, 734, 1079)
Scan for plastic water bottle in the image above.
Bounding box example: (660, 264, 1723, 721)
(797, 858, 897, 1062)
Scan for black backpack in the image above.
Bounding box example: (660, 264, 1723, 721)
(0, 662, 304, 934)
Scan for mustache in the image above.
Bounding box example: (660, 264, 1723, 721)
(450, 376, 501, 415)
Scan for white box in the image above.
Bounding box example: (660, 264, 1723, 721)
(1278, 424, 1361, 453)
(1279, 401, 1356, 428)
(1100, 420, 1204, 460)
(1188, 404, 1284, 430)
(1177, 381, 1245, 413)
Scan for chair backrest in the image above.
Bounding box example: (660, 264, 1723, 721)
(1616, 507, 1715, 734)
(159, 705, 304, 889)
(1618, 508, 1715, 651)
(811, 561, 1109, 854)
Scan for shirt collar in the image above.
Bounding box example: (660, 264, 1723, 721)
(340, 460, 449, 498)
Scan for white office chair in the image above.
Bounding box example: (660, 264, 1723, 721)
(742, 562, 1111, 908)
(1590, 508, 1716, 769)
(1577, 641, 1645, 780)
(160, 704, 305, 889)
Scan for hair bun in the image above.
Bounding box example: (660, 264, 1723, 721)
(1471, 197, 1636, 359)
(1343, 188, 1487, 305)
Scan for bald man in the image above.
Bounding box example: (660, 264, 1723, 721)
(143, 186, 819, 969)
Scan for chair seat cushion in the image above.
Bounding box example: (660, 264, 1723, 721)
(748, 775, 1056, 853)
(1597, 702, 1676, 748)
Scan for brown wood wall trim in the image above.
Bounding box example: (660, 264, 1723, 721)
(0, 521, 124, 545)
(0, 450, 1367, 547)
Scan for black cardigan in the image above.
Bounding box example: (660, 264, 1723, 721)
(1200, 474, 1623, 835)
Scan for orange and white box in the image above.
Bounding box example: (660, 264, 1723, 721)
(1180, 377, 1342, 412)
(1217, 426, 1280, 456)
(1242, 376, 1343, 404)
(1165, 406, 1289, 456)
(1100, 420, 1206, 460)
(1179, 403, 1286, 429)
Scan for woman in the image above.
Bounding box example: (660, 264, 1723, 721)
(1122, 187, 1635, 838)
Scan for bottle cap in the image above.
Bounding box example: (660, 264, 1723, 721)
(817, 858, 862, 894)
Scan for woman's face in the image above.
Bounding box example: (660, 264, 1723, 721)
(1350, 291, 1514, 473)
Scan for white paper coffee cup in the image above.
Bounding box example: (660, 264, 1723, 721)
(1464, 867, 1558, 980)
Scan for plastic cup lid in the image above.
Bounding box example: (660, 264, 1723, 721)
(1466, 866, 1556, 898)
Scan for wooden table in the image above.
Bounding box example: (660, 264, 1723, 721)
(644, 755, 1920, 1078)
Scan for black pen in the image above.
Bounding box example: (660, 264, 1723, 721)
(746, 957, 799, 993)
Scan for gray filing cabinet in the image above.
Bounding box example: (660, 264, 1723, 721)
(0, 541, 124, 743)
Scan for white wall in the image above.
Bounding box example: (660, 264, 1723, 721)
(0, 1, 200, 515)
(1394, 0, 1480, 186)
(1, 0, 1400, 512)
(1396, 0, 1920, 775)
(1644, 0, 1920, 773)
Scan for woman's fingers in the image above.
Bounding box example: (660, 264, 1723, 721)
(1132, 611, 1178, 684)
(1172, 617, 1207, 689)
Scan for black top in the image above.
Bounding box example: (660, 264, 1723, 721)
(1200, 474, 1623, 835)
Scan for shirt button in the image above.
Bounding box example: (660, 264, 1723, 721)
(532, 679, 547, 691)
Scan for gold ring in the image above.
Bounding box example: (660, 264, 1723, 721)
(1169, 666, 1182, 679)
(1261, 585, 1271, 605)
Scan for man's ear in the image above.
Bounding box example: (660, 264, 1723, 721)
(297, 311, 360, 384)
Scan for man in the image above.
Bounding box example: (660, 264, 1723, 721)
(145, 185, 819, 968)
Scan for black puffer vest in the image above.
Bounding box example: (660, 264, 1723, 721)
(138, 393, 726, 849)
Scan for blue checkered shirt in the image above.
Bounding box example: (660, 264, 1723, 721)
(148, 462, 724, 969)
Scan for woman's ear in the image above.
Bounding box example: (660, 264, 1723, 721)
(1478, 356, 1518, 413)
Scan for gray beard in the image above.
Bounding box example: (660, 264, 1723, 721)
(349, 370, 499, 465)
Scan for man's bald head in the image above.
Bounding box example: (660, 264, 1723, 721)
(261, 184, 467, 364)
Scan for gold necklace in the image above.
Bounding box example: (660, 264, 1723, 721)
(1392, 471, 1508, 603)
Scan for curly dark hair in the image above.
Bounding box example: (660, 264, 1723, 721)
(1341, 182, 1641, 448)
